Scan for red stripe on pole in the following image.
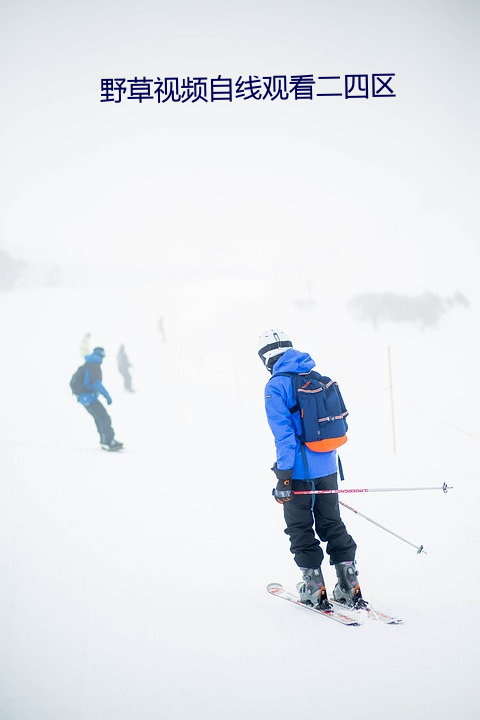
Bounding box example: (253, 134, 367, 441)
(292, 484, 452, 496)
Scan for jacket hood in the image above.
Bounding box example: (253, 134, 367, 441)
(85, 352, 103, 364)
(271, 348, 315, 375)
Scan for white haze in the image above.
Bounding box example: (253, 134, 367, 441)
(0, 278, 478, 720)
(1, 1, 478, 294)
(0, 1, 479, 718)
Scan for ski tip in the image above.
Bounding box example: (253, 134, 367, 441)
(366, 607, 404, 624)
(266, 583, 284, 593)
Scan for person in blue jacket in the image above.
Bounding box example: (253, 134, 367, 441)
(77, 347, 123, 451)
(258, 329, 366, 610)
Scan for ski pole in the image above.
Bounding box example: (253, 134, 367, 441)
(292, 482, 452, 496)
(338, 499, 427, 554)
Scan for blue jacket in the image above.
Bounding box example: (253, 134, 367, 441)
(264, 348, 337, 480)
(77, 351, 112, 407)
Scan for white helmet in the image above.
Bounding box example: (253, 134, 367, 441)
(257, 328, 293, 370)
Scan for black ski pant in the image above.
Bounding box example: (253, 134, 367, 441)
(283, 473, 357, 570)
(83, 400, 114, 444)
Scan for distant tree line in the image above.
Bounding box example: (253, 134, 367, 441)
(348, 291, 469, 329)
(0, 248, 27, 291)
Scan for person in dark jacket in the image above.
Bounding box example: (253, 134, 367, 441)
(77, 347, 123, 451)
(258, 328, 366, 610)
(117, 344, 134, 392)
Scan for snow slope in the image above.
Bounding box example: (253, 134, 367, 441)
(0, 276, 478, 720)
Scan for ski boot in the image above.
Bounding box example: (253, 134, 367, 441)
(297, 568, 332, 611)
(333, 561, 368, 609)
(101, 439, 124, 452)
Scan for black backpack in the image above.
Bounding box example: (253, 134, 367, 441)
(70, 364, 87, 395)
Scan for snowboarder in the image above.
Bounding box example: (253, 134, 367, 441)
(74, 346, 123, 451)
(258, 328, 366, 610)
(117, 344, 134, 392)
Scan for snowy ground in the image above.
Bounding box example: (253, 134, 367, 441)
(1, 277, 479, 720)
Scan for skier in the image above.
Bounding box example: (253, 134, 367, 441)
(258, 329, 366, 610)
(117, 344, 134, 392)
(158, 316, 166, 343)
(75, 346, 123, 451)
(80, 332, 91, 358)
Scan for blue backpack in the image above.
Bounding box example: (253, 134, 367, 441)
(276, 371, 348, 452)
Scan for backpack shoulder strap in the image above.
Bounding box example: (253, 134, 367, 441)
(83, 363, 91, 388)
(273, 371, 304, 414)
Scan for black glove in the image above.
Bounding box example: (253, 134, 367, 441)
(271, 464, 293, 504)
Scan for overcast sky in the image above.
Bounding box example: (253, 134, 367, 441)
(1, 1, 478, 297)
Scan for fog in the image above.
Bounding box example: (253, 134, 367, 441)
(1, 0, 478, 296)
(1, 2, 479, 719)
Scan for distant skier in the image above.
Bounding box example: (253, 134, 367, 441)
(158, 316, 166, 343)
(80, 332, 91, 358)
(117, 344, 134, 392)
(257, 328, 366, 610)
(71, 346, 123, 451)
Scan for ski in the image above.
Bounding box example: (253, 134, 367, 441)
(267, 583, 361, 626)
(328, 598, 403, 625)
